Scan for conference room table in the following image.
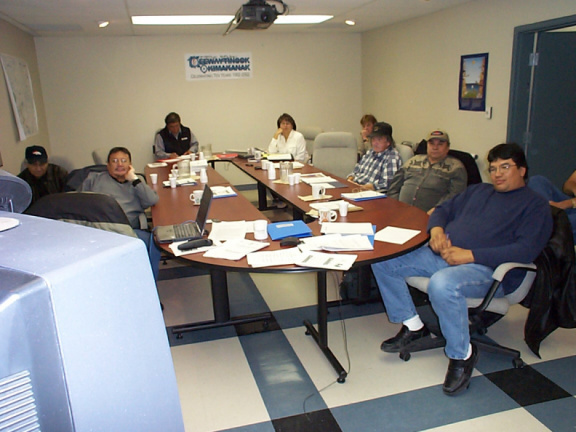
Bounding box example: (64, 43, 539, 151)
(145, 161, 430, 382)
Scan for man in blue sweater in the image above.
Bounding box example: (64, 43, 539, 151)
(372, 143, 552, 396)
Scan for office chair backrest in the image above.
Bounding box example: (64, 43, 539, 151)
(299, 126, 323, 163)
(312, 132, 358, 178)
(26, 192, 138, 238)
(415, 140, 481, 185)
(396, 142, 415, 165)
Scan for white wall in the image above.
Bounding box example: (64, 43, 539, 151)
(362, 0, 576, 177)
(0, 19, 50, 174)
(35, 33, 362, 172)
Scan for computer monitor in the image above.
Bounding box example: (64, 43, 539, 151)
(0, 169, 32, 212)
(0, 211, 184, 431)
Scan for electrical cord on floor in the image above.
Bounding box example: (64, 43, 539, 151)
(302, 271, 352, 415)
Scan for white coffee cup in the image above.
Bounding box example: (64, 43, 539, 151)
(199, 168, 208, 183)
(254, 150, 262, 161)
(318, 209, 337, 224)
(149, 173, 158, 185)
(169, 177, 177, 189)
(190, 190, 203, 205)
(338, 201, 348, 217)
(261, 160, 268, 170)
(293, 173, 301, 184)
(288, 173, 296, 186)
(311, 184, 326, 199)
(253, 219, 268, 240)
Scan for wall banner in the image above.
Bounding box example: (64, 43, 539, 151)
(185, 53, 252, 81)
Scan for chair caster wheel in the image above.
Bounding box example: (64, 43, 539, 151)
(399, 351, 411, 362)
(337, 376, 346, 383)
(305, 329, 310, 335)
(513, 358, 525, 368)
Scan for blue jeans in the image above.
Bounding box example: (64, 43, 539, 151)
(135, 229, 161, 281)
(371, 246, 500, 359)
(528, 175, 576, 241)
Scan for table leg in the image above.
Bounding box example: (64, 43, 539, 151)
(171, 269, 271, 335)
(257, 182, 268, 210)
(303, 271, 348, 383)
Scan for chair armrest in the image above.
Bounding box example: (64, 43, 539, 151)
(492, 262, 536, 282)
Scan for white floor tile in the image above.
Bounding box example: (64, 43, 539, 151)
(283, 313, 465, 408)
(171, 339, 270, 432)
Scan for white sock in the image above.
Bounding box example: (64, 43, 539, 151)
(463, 344, 473, 360)
(403, 315, 425, 331)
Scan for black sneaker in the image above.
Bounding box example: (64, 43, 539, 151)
(380, 325, 430, 353)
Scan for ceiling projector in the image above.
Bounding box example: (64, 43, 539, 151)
(225, 0, 286, 35)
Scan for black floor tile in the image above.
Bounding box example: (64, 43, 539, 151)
(484, 364, 572, 407)
(273, 409, 342, 432)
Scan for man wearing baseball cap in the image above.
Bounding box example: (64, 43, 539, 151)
(347, 121, 402, 191)
(18, 145, 68, 207)
(387, 129, 467, 213)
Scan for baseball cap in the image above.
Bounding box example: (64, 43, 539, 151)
(369, 122, 393, 138)
(25, 146, 48, 163)
(427, 129, 450, 143)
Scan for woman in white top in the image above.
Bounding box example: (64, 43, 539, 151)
(268, 113, 308, 163)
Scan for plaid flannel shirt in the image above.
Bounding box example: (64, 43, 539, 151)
(349, 146, 402, 191)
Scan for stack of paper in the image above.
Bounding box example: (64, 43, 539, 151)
(300, 234, 373, 252)
(247, 248, 303, 268)
(203, 239, 269, 260)
(320, 222, 374, 235)
(208, 221, 247, 241)
(341, 190, 387, 201)
(210, 186, 237, 198)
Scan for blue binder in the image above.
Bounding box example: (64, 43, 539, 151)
(267, 220, 312, 240)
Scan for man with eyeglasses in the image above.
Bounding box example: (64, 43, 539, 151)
(371, 143, 552, 396)
(387, 129, 467, 213)
(81, 147, 160, 279)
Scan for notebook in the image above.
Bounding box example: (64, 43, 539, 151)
(154, 184, 213, 243)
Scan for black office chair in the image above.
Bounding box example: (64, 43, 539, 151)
(64, 164, 108, 191)
(26, 192, 137, 238)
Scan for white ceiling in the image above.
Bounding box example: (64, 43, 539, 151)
(0, 0, 474, 37)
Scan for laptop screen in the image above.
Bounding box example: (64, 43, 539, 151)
(195, 184, 213, 233)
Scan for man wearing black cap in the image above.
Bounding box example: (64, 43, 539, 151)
(18, 145, 68, 207)
(346, 121, 402, 191)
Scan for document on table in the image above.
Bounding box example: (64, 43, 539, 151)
(210, 186, 237, 198)
(374, 226, 421, 244)
(208, 221, 247, 241)
(295, 251, 357, 271)
(247, 247, 303, 268)
(301, 176, 338, 184)
(203, 239, 269, 260)
(320, 222, 374, 235)
(300, 234, 373, 252)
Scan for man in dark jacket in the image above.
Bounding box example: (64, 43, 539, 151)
(154, 112, 199, 160)
(18, 145, 68, 207)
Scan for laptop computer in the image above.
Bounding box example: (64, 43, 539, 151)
(154, 184, 213, 243)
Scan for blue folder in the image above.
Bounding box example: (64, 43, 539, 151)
(267, 220, 312, 241)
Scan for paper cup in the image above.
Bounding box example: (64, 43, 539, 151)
(253, 219, 268, 240)
(149, 173, 158, 185)
(169, 177, 177, 189)
(338, 201, 348, 217)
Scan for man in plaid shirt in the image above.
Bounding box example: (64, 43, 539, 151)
(347, 122, 402, 191)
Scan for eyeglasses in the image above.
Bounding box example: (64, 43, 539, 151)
(488, 163, 517, 174)
(110, 158, 129, 164)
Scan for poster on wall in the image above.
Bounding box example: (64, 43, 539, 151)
(185, 52, 252, 81)
(0, 53, 39, 141)
(458, 53, 488, 112)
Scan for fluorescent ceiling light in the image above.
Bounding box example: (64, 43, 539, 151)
(132, 16, 234, 25)
(345, 20, 356, 26)
(275, 15, 333, 24)
(98, 21, 110, 28)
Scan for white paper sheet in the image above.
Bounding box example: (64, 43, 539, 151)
(295, 251, 357, 271)
(208, 221, 247, 241)
(247, 247, 303, 268)
(203, 239, 269, 260)
(374, 226, 421, 244)
(320, 222, 374, 235)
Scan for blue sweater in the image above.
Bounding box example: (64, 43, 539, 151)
(428, 183, 552, 270)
